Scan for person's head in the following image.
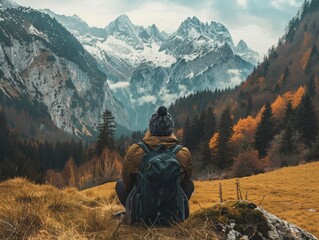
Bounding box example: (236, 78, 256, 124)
(149, 106, 174, 136)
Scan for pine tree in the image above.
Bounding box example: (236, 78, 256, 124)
(216, 107, 233, 169)
(182, 116, 191, 147)
(203, 107, 216, 143)
(294, 94, 318, 146)
(282, 101, 295, 129)
(280, 121, 296, 155)
(96, 109, 116, 155)
(245, 95, 253, 117)
(0, 109, 9, 162)
(254, 102, 275, 158)
(306, 74, 316, 97)
(312, 133, 319, 160)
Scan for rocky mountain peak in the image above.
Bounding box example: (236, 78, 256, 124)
(178, 16, 204, 34)
(113, 14, 132, 25)
(105, 14, 144, 49)
(0, 0, 18, 8)
(235, 39, 260, 65)
(236, 39, 249, 51)
(146, 24, 166, 44)
(184, 16, 201, 25)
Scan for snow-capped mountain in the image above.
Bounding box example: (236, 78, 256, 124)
(38, 11, 259, 130)
(160, 16, 235, 60)
(235, 40, 260, 66)
(0, 7, 128, 139)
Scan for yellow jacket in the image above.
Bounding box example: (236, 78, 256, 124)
(122, 132, 192, 192)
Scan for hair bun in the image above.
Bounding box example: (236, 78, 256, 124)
(157, 106, 167, 116)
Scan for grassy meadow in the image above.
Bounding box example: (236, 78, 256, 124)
(0, 162, 318, 239)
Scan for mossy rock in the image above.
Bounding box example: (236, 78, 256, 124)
(187, 200, 270, 239)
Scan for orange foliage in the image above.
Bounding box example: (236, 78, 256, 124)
(256, 87, 304, 122)
(230, 116, 257, 153)
(271, 95, 287, 119)
(46, 148, 123, 189)
(209, 132, 219, 150)
(230, 116, 258, 145)
(284, 86, 305, 109)
(63, 158, 76, 187)
(175, 128, 184, 141)
(292, 86, 305, 109)
(46, 169, 63, 188)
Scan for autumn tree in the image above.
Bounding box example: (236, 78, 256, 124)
(254, 102, 275, 158)
(231, 150, 264, 177)
(96, 109, 116, 155)
(230, 116, 258, 152)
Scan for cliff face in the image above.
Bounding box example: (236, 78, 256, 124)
(0, 7, 128, 140)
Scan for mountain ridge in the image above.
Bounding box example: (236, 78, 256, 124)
(43, 11, 259, 130)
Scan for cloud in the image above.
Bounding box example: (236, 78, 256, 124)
(14, 0, 304, 54)
(137, 95, 156, 105)
(228, 69, 242, 86)
(237, 0, 248, 8)
(108, 81, 130, 90)
(159, 84, 191, 105)
(271, 0, 301, 9)
(126, 2, 195, 33)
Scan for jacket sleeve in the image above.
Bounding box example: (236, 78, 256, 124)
(176, 147, 193, 185)
(122, 143, 143, 192)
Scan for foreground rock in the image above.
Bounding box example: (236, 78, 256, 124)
(188, 201, 318, 240)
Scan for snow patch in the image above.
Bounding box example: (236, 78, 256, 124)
(90, 36, 176, 68)
(188, 26, 201, 39)
(27, 24, 48, 40)
(187, 71, 194, 78)
(141, 42, 176, 68)
(28, 25, 41, 36)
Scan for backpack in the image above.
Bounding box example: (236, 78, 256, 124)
(125, 141, 189, 226)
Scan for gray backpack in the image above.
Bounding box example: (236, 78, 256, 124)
(125, 142, 189, 226)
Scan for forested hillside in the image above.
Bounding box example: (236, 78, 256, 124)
(170, 0, 319, 177)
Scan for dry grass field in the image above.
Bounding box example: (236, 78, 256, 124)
(0, 162, 318, 239)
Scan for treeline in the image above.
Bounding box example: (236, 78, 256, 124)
(0, 109, 85, 183)
(0, 107, 145, 188)
(169, 88, 233, 128)
(182, 89, 319, 178)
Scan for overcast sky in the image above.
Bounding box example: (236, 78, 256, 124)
(14, 0, 304, 56)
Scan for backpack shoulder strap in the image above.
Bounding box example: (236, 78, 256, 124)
(137, 141, 150, 153)
(170, 144, 183, 155)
